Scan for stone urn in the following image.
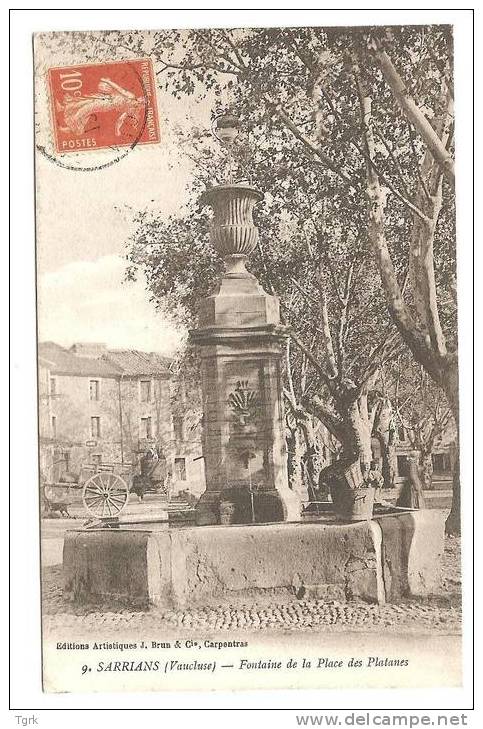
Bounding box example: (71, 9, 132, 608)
(200, 184, 264, 276)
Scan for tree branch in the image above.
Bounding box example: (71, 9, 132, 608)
(317, 264, 339, 379)
(302, 395, 346, 444)
(337, 262, 354, 374)
(270, 102, 356, 190)
(280, 311, 334, 389)
(407, 120, 432, 202)
(220, 28, 249, 70)
(408, 82, 453, 358)
(292, 50, 430, 220)
(371, 40, 455, 188)
(353, 60, 444, 385)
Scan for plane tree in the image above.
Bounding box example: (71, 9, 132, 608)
(386, 353, 455, 489)
(141, 24, 459, 531)
(126, 136, 403, 493)
(62, 26, 458, 528)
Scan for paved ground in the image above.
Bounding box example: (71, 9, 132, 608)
(41, 534, 461, 641)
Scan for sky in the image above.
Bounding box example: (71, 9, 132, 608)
(35, 139, 190, 355)
(35, 31, 214, 355)
(39, 255, 185, 353)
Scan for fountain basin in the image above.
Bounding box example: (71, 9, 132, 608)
(63, 509, 445, 609)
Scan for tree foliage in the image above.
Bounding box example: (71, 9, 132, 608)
(44, 26, 459, 527)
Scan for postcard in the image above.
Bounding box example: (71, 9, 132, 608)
(34, 25, 462, 695)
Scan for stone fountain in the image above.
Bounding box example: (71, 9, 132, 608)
(191, 183, 300, 525)
(62, 120, 446, 612)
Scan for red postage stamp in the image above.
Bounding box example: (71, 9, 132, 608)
(47, 58, 160, 154)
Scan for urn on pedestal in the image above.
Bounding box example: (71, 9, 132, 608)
(191, 181, 300, 525)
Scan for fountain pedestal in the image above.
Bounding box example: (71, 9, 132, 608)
(191, 185, 300, 525)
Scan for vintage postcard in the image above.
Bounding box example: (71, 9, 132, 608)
(34, 24, 463, 695)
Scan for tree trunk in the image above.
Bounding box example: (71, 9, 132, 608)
(419, 450, 434, 490)
(372, 396, 395, 489)
(305, 383, 381, 492)
(445, 452, 460, 535)
(441, 358, 459, 419)
(380, 438, 396, 489)
(342, 400, 373, 466)
(397, 454, 426, 509)
(300, 419, 323, 500)
(286, 428, 306, 498)
(357, 76, 460, 533)
(441, 358, 460, 534)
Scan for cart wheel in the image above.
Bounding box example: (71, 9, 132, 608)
(82, 472, 129, 518)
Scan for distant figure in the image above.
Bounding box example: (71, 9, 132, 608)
(131, 447, 158, 502)
(366, 460, 385, 502)
(318, 461, 342, 503)
(164, 470, 173, 499)
(317, 468, 331, 502)
(397, 452, 426, 509)
(319, 457, 352, 505)
(131, 447, 168, 501)
(140, 446, 159, 476)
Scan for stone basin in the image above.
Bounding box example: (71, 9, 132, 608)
(63, 509, 445, 609)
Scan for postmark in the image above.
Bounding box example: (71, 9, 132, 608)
(47, 58, 160, 155)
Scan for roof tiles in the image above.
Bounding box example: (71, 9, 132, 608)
(38, 342, 172, 378)
(104, 349, 172, 376)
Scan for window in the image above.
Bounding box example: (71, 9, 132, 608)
(89, 379, 100, 401)
(50, 377, 57, 396)
(140, 380, 151, 403)
(91, 416, 101, 438)
(173, 416, 184, 442)
(433, 453, 451, 473)
(51, 415, 57, 438)
(397, 424, 406, 442)
(140, 417, 152, 439)
(174, 457, 186, 481)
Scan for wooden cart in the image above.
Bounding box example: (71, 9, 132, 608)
(80, 462, 132, 518)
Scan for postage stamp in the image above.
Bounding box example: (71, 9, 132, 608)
(47, 58, 160, 154)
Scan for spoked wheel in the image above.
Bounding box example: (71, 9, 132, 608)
(82, 472, 129, 518)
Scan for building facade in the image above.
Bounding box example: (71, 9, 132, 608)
(38, 342, 205, 496)
(392, 422, 456, 484)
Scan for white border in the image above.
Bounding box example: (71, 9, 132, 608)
(8, 3, 476, 721)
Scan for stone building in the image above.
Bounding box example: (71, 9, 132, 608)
(393, 422, 456, 485)
(38, 342, 205, 496)
(370, 420, 456, 488)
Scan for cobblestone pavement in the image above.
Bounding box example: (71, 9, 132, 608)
(42, 537, 461, 640)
